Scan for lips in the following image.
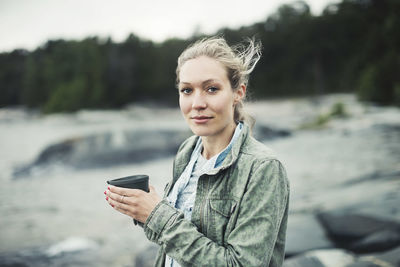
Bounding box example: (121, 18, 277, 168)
(191, 115, 213, 124)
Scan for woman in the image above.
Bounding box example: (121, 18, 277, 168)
(105, 37, 290, 266)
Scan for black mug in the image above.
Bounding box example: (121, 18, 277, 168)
(107, 174, 149, 225)
(107, 174, 149, 192)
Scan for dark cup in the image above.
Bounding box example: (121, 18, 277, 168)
(107, 174, 149, 192)
(107, 174, 149, 226)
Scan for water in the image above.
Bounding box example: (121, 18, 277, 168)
(0, 106, 185, 266)
(1, 94, 399, 266)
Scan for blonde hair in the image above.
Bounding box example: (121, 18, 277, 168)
(176, 36, 262, 128)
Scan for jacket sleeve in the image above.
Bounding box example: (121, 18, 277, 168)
(143, 159, 289, 266)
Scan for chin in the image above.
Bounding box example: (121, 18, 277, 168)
(189, 124, 214, 137)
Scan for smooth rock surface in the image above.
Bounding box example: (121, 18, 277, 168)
(349, 229, 400, 253)
(253, 124, 291, 140)
(135, 244, 159, 267)
(317, 213, 400, 245)
(347, 245, 400, 267)
(285, 213, 334, 257)
(13, 129, 190, 177)
(284, 249, 355, 267)
(45, 237, 98, 257)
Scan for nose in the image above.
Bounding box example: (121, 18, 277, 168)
(192, 91, 207, 110)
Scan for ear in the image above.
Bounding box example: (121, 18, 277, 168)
(234, 84, 246, 104)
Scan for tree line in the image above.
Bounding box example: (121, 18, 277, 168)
(0, 0, 399, 113)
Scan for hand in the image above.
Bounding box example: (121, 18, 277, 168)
(105, 185, 161, 223)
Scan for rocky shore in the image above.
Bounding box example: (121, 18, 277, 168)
(1, 94, 399, 266)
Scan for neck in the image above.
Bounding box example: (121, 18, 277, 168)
(201, 122, 237, 160)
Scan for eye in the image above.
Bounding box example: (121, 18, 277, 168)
(207, 86, 219, 93)
(180, 88, 192, 94)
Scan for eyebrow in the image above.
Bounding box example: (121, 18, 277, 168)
(179, 79, 221, 87)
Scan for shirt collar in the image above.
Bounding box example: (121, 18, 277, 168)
(193, 122, 243, 169)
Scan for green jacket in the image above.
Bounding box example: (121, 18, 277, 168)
(143, 124, 290, 266)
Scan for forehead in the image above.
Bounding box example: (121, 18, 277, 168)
(179, 56, 228, 84)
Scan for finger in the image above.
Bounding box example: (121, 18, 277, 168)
(110, 200, 133, 217)
(108, 185, 129, 196)
(106, 189, 119, 202)
(107, 190, 130, 203)
(108, 185, 141, 197)
(106, 193, 132, 217)
(108, 196, 133, 212)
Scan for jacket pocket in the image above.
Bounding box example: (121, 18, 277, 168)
(208, 198, 237, 245)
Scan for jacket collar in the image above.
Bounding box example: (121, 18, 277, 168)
(173, 122, 250, 180)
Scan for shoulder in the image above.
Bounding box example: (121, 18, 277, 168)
(238, 135, 289, 188)
(240, 135, 277, 162)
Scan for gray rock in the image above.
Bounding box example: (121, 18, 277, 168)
(317, 213, 400, 246)
(0, 257, 30, 267)
(134, 244, 159, 267)
(0, 244, 100, 267)
(347, 245, 400, 267)
(285, 213, 334, 257)
(341, 170, 400, 186)
(254, 124, 291, 141)
(284, 249, 355, 267)
(349, 229, 400, 253)
(284, 255, 325, 267)
(13, 128, 191, 178)
(345, 261, 379, 267)
(375, 245, 400, 266)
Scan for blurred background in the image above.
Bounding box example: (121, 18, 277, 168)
(0, 0, 399, 266)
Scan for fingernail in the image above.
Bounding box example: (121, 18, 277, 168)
(106, 197, 109, 201)
(104, 191, 106, 195)
(111, 204, 114, 208)
(108, 186, 110, 190)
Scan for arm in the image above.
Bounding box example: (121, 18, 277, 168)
(144, 159, 289, 266)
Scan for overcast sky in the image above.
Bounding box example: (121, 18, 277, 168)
(0, 0, 337, 53)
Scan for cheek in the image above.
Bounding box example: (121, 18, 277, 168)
(214, 94, 234, 116)
(179, 96, 191, 115)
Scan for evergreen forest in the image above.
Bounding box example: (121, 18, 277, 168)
(0, 0, 399, 113)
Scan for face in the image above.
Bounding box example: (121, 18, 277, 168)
(178, 56, 245, 139)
